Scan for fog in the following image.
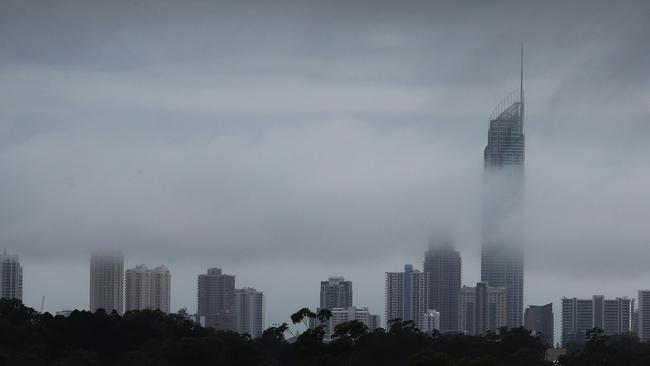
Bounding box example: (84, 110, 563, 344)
(1, 0, 649, 342)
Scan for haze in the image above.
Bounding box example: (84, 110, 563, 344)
(1, 0, 649, 341)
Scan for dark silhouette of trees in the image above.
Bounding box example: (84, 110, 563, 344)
(13, 299, 646, 365)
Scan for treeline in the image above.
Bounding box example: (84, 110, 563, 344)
(0, 299, 647, 366)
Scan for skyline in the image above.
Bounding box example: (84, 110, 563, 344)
(2, 0, 650, 350)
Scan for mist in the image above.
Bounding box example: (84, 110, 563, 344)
(1, 0, 649, 342)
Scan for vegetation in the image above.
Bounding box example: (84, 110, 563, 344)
(3, 298, 644, 365)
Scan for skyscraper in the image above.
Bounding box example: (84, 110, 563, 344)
(385, 265, 430, 330)
(234, 287, 265, 338)
(125, 264, 171, 313)
(149, 265, 171, 313)
(638, 290, 650, 342)
(458, 282, 508, 336)
(197, 268, 236, 331)
(320, 276, 353, 310)
(561, 295, 633, 347)
(482, 45, 526, 328)
(424, 237, 461, 332)
(524, 303, 554, 346)
(125, 265, 150, 312)
(0, 250, 23, 300)
(90, 251, 124, 314)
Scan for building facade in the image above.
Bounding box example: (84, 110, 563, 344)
(458, 282, 507, 336)
(422, 309, 441, 334)
(197, 268, 236, 331)
(561, 296, 633, 347)
(0, 251, 23, 301)
(385, 265, 430, 330)
(234, 287, 265, 338)
(482, 47, 525, 328)
(638, 290, 650, 342)
(424, 237, 461, 332)
(524, 303, 554, 346)
(320, 277, 353, 310)
(125, 264, 171, 313)
(90, 251, 124, 314)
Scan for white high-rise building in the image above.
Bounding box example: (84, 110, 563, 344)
(422, 309, 441, 334)
(385, 264, 430, 330)
(458, 282, 507, 336)
(90, 251, 124, 314)
(561, 295, 633, 347)
(0, 251, 23, 301)
(638, 291, 650, 342)
(125, 264, 171, 313)
(234, 287, 265, 338)
(321, 306, 379, 338)
(125, 265, 150, 311)
(149, 266, 171, 313)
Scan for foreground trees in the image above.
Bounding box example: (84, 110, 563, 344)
(2, 298, 643, 365)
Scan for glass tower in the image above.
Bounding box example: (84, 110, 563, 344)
(481, 44, 525, 328)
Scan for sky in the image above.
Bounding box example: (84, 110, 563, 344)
(1, 0, 650, 342)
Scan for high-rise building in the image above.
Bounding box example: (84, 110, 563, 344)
(385, 265, 430, 330)
(90, 251, 124, 314)
(458, 282, 508, 336)
(422, 309, 441, 334)
(323, 306, 377, 338)
(320, 276, 353, 310)
(125, 265, 150, 311)
(424, 237, 461, 332)
(197, 268, 236, 331)
(482, 45, 526, 328)
(125, 264, 171, 313)
(149, 265, 171, 313)
(234, 287, 265, 338)
(368, 314, 381, 331)
(561, 296, 633, 347)
(638, 290, 650, 342)
(0, 251, 23, 300)
(524, 303, 554, 346)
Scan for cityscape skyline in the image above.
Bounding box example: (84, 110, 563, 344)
(2, 0, 650, 353)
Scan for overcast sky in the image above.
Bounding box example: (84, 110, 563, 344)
(1, 0, 650, 341)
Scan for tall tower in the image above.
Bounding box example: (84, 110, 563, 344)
(234, 287, 265, 338)
(481, 44, 525, 327)
(90, 251, 124, 314)
(197, 268, 236, 331)
(320, 276, 353, 310)
(0, 250, 23, 300)
(424, 237, 461, 332)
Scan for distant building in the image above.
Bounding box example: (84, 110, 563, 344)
(423, 237, 461, 332)
(638, 290, 650, 342)
(0, 250, 23, 300)
(458, 282, 507, 336)
(385, 264, 430, 330)
(177, 307, 205, 326)
(368, 314, 381, 331)
(320, 277, 353, 310)
(125, 264, 171, 313)
(524, 303, 554, 346)
(321, 306, 379, 338)
(561, 296, 633, 347)
(234, 287, 265, 338)
(197, 268, 236, 331)
(90, 251, 124, 314)
(422, 309, 441, 334)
